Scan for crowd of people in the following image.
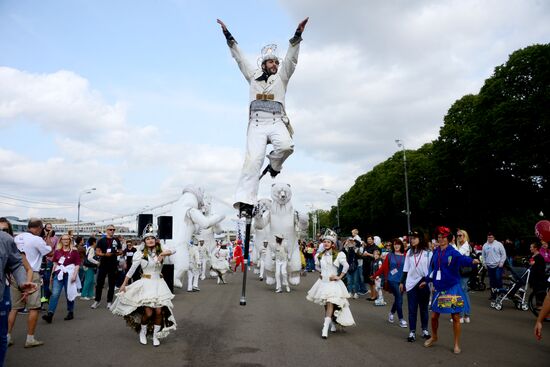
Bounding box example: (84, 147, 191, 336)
(1, 215, 549, 363)
(297, 226, 550, 352)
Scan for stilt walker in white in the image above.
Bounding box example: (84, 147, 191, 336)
(216, 17, 309, 216)
(307, 230, 355, 339)
(253, 198, 272, 275)
(197, 239, 209, 280)
(273, 234, 290, 293)
(187, 241, 201, 292)
(168, 186, 225, 288)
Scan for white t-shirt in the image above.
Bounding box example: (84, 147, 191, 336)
(402, 249, 433, 292)
(14, 232, 52, 272)
(458, 241, 471, 256)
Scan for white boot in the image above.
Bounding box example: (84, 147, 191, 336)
(139, 324, 147, 345)
(153, 325, 161, 347)
(330, 320, 337, 332)
(321, 317, 331, 339)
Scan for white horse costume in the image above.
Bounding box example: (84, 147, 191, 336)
(255, 183, 308, 286)
(167, 186, 225, 288)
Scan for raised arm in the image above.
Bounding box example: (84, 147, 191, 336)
(280, 17, 309, 81)
(217, 18, 255, 82)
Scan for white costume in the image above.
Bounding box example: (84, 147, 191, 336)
(226, 32, 303, 208)
(187, 243, 201, 291)
(167, 186, 225, 288)
(252, 198, 272, 273)
(197, 241, 210, 280)
(199, 196, 224, 254)
(210, 246, 230, 284)
(110, 246, 177, 340)
(259, 243, 267, 280)
(273, 238, 289, 292)
(306, 250, 355, 327)
(256, 183, 308, 285)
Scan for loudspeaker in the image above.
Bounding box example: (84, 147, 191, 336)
(137, 214, 153, 236)
(162, 264, 174, 293)
(157, 216, 173, 240)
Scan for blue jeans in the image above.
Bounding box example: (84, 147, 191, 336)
(346, 270, 360, 294)
(42, 261, 53, 299)
(388, 280, 404, 320)
(406, 282, 430, 332)
(0, 286, 11, 366)
(81, 267, 96, 298)
(48, 273, 75, 315)
(488, 266, 503, 300)
(356, 265, 367, 293)
(460, 276, 471, 317)
(306, 258, 315, 271)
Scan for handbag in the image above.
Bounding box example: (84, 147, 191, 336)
(83, 248, 98, 268)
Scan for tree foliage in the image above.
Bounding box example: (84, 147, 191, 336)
(321, 44, 550, 241)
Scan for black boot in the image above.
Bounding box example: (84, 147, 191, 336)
(42, 312, 53, 324)
(238, 203, 254, 218)
(64, 312, 74, 321)
(259, 164, 280, 180)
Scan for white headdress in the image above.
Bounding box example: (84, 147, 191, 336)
(322, 228, 337, 243)
(142, 223, 156, 239)
(257, 44, 280, 67)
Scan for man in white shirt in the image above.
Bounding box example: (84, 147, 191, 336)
(8, 218, 52, 348)
(482, 232, 507, 300)
(217, 17, 309, 217)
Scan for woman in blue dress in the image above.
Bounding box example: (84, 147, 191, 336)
(424, 226, 479, 354)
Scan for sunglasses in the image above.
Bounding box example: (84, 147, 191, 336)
(107, 228, 116, 231)
(1, 228, 9, 233)
(457, 234, 463, 237)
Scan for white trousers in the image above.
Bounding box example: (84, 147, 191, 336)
(275, 259, 288, 290)
(200, 258, 208, 279)
(187, 269, 200, 290)
(234, 113, 294, 208)
(259, 258, 265, 278)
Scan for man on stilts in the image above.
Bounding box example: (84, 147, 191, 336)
(217, 16, 309, 217)
(217, 16, 308, 305)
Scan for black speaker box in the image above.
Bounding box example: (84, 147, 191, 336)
(162, 264, 174, 293)
(137, 214, 153, 236)
(157, 216, 173, 240)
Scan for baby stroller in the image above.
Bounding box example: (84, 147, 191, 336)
(468, 254, 486, 291)
(491, 261, 530, 311)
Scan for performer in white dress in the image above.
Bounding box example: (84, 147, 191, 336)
(110, 230, 176, 347)
(306, 230, 355, 339)
(210, 243, 230, 284)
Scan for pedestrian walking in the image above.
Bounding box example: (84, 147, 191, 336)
(424, 226, 479, 354)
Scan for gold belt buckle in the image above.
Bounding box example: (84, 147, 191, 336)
(256, 93, 274, 101)
(142, 274, 151, 279)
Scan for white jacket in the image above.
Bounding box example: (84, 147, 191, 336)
(229, 40, 301, 110)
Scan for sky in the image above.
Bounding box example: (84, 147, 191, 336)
(1, 0, 549, 230)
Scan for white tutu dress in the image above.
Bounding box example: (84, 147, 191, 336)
(306, 251, 355, 327)
(210, 247, 230, 274)
(110, 248, 177, 338)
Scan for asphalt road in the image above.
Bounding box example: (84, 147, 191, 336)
(7, 270, 550, 367)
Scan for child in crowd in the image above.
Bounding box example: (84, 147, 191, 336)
(372, 249, 386, 306)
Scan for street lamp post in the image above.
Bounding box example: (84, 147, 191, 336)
(395, 139, 411, 235)
(321, 188, 340, 230)
(77, 188, 96, 236)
